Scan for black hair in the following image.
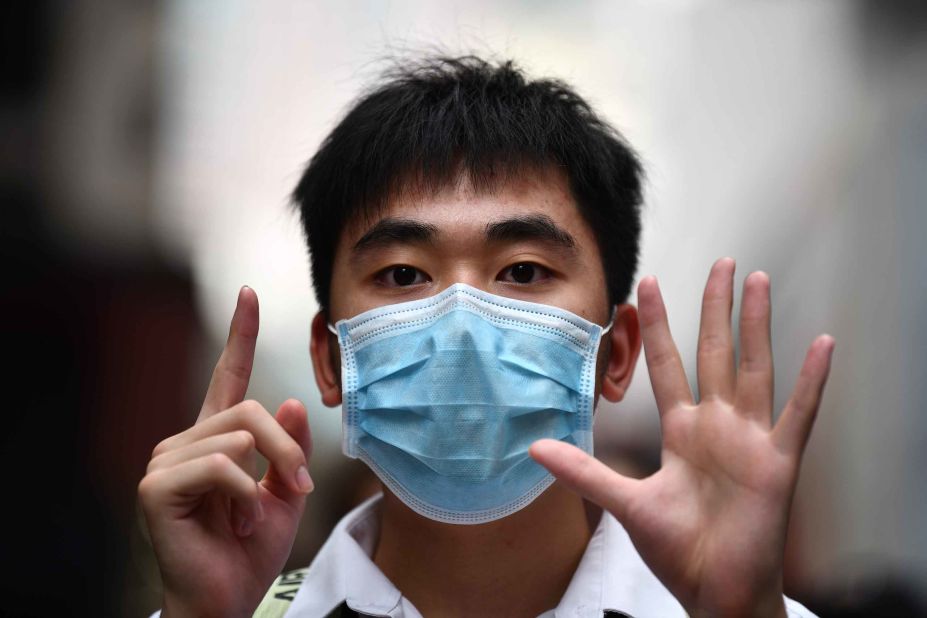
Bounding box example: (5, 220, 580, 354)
(291, 56, 643, 313)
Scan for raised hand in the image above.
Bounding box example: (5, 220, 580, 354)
(531, 258, 834, 617)
(138, 287, 314, 617)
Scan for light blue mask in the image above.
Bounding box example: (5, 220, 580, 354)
(328, 283, 612, 524)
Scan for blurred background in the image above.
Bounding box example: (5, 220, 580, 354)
(2, 1, 925, 615)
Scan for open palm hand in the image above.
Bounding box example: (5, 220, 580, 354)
(532, 258, 834, 617)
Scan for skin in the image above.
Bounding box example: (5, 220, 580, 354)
(139, 287, 314, 618)
(311, 170, 640, 617)
(138, 167, 834, 617)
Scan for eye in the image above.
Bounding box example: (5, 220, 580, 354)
(375, 265, 430, 287)
(498, 262, 552, 285)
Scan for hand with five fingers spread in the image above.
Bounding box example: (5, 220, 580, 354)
(138, 287, 314, 618)
(531, 258, 835, 618)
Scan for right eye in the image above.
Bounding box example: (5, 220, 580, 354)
(374, 265, 430, 287)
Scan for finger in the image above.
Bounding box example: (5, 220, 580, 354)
(638, 276, 693, 414)
(261, 399, 314, 506)
(147, 430, 259, 479)
(138, 453, 263, 526)
(735, 271, 774, 422)
(772, 335, 835, 456)
(162, 400, 309, 495)
(200, 286, 259, 420)
(529, 439, 639, 521)
(696, 257, 736, 401)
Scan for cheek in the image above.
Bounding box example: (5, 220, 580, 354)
(560, 276, 611, 326)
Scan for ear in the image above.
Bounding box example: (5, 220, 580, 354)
(601, 304, 642, 402)
(310, 311, 342, 407)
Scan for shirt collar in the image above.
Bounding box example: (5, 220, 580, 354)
(540, 506, 608, 618)
(288, 493, 686, 618)
(596, 510, 685, 618)
(288, 494, 406, 617)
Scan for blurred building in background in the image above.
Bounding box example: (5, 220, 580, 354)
(2, 1, 925, 615)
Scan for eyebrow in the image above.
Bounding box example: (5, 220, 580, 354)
(485, 214, 577, 252)
(352, 217, 440, 253)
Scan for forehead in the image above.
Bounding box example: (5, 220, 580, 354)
(338, 166, 597, 249)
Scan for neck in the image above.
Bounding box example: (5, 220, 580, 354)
(373, 483, 598, 618)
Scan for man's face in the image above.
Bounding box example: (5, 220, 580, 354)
(327, 167, 611, 330)
(313, 164, 639, 415)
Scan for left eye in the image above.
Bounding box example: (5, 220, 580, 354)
(498, 262, 551, 284)
(375, 265, 430, 287)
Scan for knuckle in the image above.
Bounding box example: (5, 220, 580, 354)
(237, 399, 265, 419)
(739, 357, 770, 373)
(703, 285, 729, 301)
(575, 454, 597, 486)
(220, 361, 251, 382)
(649, 349, 675, 367)
(151, 436, 175, 458)
(227, 402, 250, 423)
(793, 390, 815, 411)
(697, 333, 728, 355)
(284, 442, 306, 466)
(206, 452, 234, 474)
(639, 312, 664, 329)
(137, 472, 162, 504)
(229, 323, 257, 343)
(146, 455, 163, 476)
(136, 476, 151, 499)
(741, 312, 769, 326)
(230, 429, 256, 453)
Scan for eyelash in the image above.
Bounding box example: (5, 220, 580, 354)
(374, 265, 430, 288)
(373, 263, 552, 287)
(498, 262, 552, 285)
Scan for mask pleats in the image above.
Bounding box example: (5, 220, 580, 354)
(337, 283, 601, 524)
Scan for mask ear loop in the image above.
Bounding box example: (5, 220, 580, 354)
(600, 306, 617, 338)
(326, 322, 338, 336)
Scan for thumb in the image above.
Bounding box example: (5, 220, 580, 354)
(261, 399, 314, 504)
(529, 439, 638, 520)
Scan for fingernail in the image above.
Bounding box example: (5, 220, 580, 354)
(296, 465, 314, 493)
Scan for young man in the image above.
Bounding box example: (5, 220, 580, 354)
(139, 57, 834, 617)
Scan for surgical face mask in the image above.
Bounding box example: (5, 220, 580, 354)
(328, 283, 612, 524)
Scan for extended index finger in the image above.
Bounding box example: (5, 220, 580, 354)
(199, 286, 259, 420)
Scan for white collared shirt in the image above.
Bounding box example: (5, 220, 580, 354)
(285, 494, 817, 618)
